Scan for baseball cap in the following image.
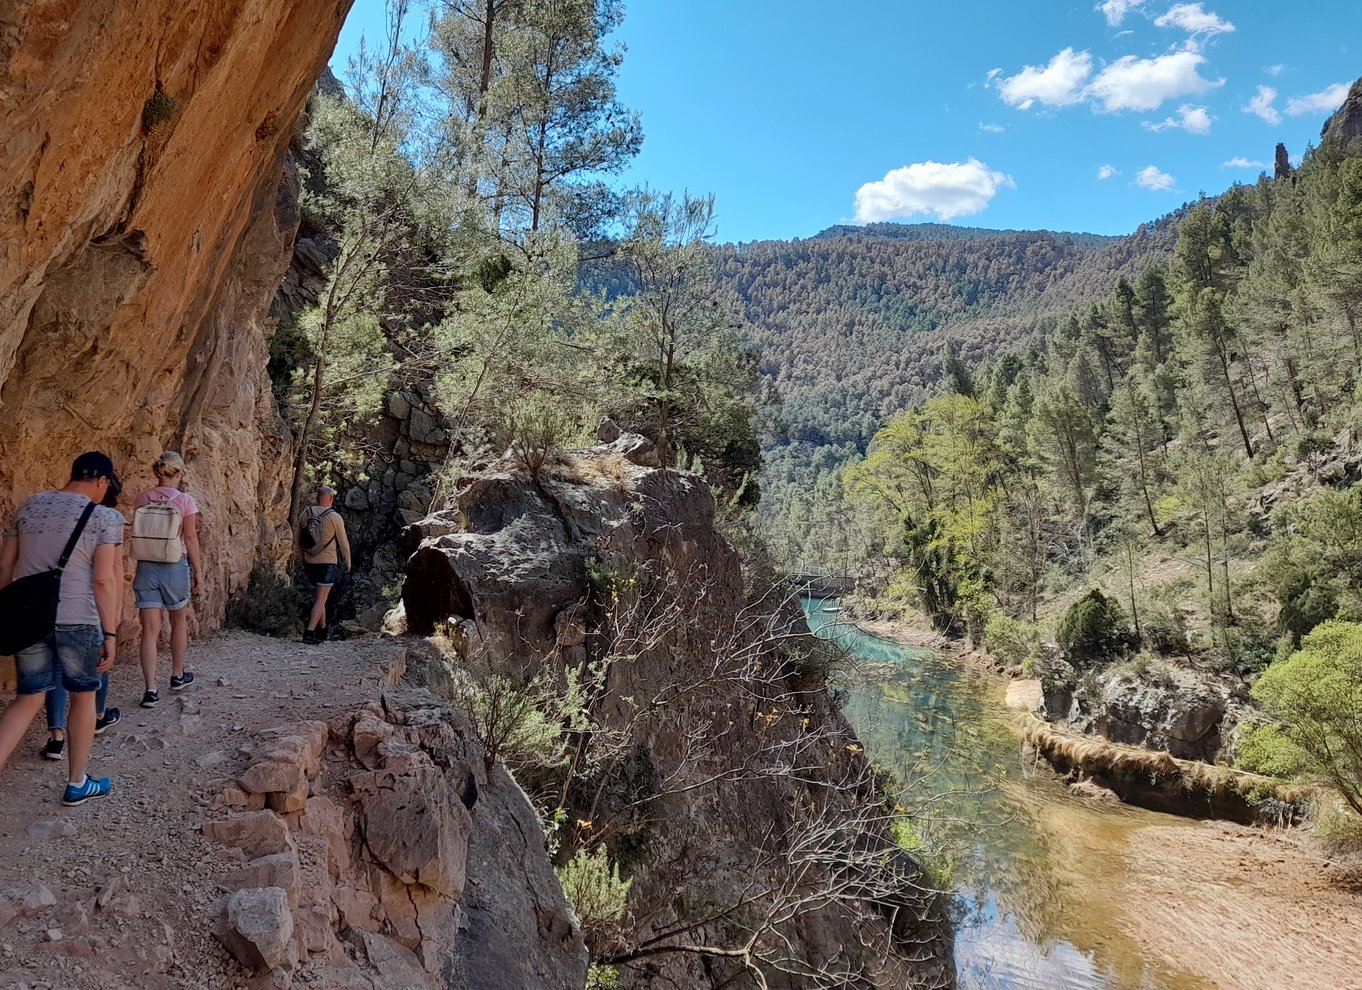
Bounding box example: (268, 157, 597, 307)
(71, 451, 123, 496)
(317, 484, 338, 496)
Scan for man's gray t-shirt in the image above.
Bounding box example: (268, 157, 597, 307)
(7, 490, 126, 626)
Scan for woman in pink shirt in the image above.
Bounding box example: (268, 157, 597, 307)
(131, 451, 203, 707)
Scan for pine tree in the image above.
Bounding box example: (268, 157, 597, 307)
(1104, 370, 1167, 536)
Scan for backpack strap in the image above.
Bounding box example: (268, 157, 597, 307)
(319, 507, 338, 549)
(56, 502, 98, 574)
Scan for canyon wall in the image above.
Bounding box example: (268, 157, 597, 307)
(0, 0, 352, 640)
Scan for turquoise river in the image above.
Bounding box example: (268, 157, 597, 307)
(804, 599, 1211, 990)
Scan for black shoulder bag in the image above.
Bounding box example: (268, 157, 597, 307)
(0, 501, 97, 656)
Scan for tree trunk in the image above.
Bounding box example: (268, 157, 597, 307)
(288, 346, 328, 552)
(1217, 343, 1255, 459)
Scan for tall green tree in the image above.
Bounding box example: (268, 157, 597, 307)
(1104, 370, 1167, 537)
(1028, 380, 1100, 538)
(284, 0, 455, 527)
(606, 191, 758, 483)
(1174, 202, 1255, 458)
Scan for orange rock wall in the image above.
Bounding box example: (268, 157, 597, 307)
(0, 0, 352, 657)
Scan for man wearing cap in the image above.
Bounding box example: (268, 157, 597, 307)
(0, 452, 124, 805)
(301, 484, 350, 645)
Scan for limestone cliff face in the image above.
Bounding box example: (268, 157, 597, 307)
(0, 0, 351, 632)
(1322, 75, 1362, 150)
(400, 437, 957, 989)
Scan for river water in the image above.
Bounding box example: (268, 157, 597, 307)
(803, 600, 1211, 990)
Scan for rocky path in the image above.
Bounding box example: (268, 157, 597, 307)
(0, 630, 405, 990)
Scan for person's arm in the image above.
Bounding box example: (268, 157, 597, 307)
(183, 511, 203, 596)
(335, 516, 351, 572)
(0, 530, 17, 590)
(93, 543, 119, 671)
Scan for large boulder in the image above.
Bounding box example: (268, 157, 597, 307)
(1068, 665, 1244, 762)
(213, 886, 296, 973)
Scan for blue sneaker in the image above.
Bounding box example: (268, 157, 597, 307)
(61, 775, 112, 807)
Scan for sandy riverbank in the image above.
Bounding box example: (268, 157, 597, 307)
(1124, 821, 1362, 990)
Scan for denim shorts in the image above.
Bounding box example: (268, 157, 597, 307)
(134, 557, 191, 610)
(15, 624, 103, 695)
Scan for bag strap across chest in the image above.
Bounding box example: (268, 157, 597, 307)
(57, 502, 97, 573)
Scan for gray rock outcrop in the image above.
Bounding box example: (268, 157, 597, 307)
(399, 439, 956, 989)
(1322, 75, 1362, 150)
(1066, 664, 1245, 762)
(204, 696, 588, 989)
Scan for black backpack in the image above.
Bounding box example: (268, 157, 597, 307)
(0, 501, 96, 655)
(299, 507, 336, 552)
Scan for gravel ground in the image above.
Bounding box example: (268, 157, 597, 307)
(0, 629, 405, 990)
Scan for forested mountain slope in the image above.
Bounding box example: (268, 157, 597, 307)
(721, 219, 1180, 454)
(716, 214, 1186, 541)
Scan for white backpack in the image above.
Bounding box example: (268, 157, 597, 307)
(131, 493, 185, 562)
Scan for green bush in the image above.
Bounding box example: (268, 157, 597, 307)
(449, 657, 590, 775)
(1056, 589, 1133, 667)
(499, 394, 581, 481)
(1263, 487, 1362, 641)
(586, 965, 621, 990)
(1138, 593, 1189, 655)
(556, 846, 632, 951)
(1240, 620, 1362, 817)
(142, 87, 178, 130)
(982, 613, 1043, 668)
(226, 565, 305, 638)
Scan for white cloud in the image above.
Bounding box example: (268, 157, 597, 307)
(1265, 63, 1286, 77)
(1245, 85, 1281, 124)
(1098, 164, 1121, 180)
(997, 48, 1092, 110)
(853, 159, 1015, 223)
(1136, 164, 1177, 190)
(1145, 103, 1213, 133)
(978, 121, 1006, 133)
(1285, 82, 1350, 116)
(1087, 51, 1222, 111)
(1099, 0, 1145, 26)
(1221, 157, 1268, 169)
(1154, 3, 1235, 35)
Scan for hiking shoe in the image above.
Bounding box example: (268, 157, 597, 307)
(140, 690, 159, 708)
(95, 708, 121, 735)
(170, 672, 195, 692)
(302, 629, 317, 645)
(62, 775, 112, 807)
(40, 737, 65, 761)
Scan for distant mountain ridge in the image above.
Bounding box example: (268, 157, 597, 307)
(808, 221, 1119, 248)
(718, 209, 1184, 460)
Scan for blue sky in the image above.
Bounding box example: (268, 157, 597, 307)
(333, 1, 1361, 243)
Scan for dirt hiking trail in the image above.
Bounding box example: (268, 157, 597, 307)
(0, 631, 404, 990)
